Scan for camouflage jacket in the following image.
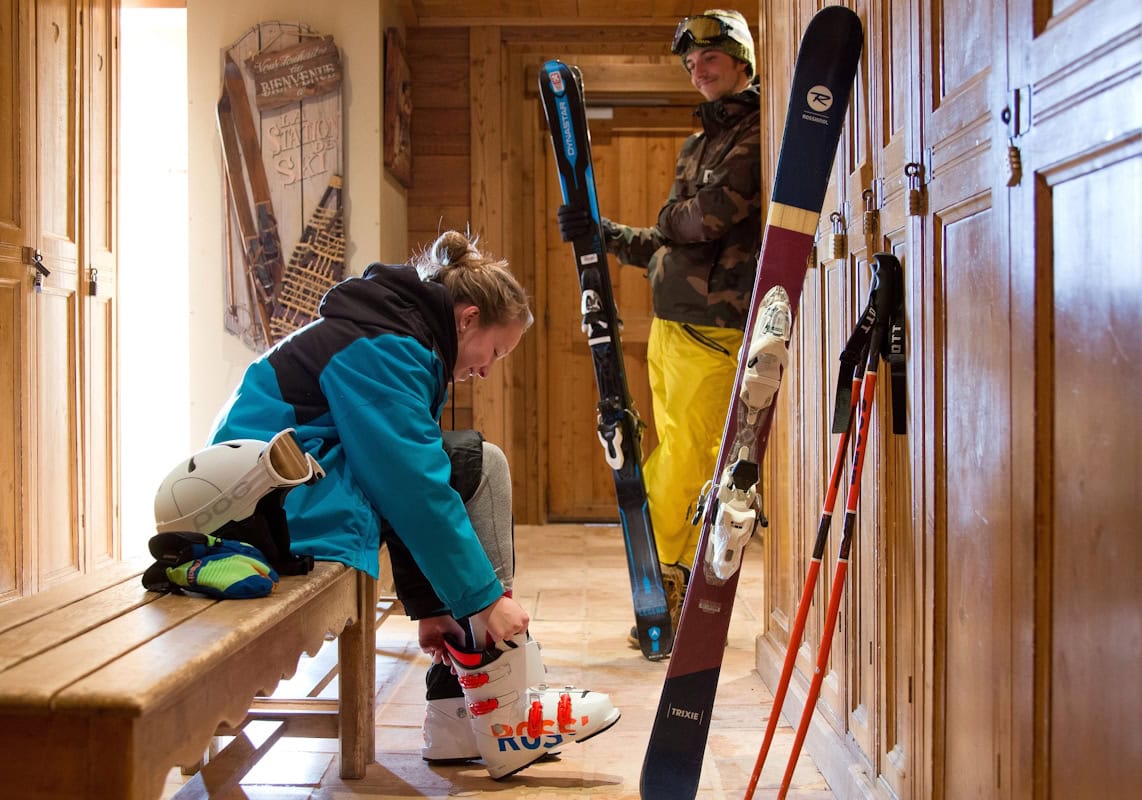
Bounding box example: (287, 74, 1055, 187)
(602, 81, 762, 330)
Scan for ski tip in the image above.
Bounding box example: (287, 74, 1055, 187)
(539, 59, 573, 97)
(804, 5, 864, 50)
(810, 4, 862, 28)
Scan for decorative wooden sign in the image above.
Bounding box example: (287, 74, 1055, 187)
(383, 28, 412, 188)
(247, 35, 342, 111)
(219, 22, 346, 352)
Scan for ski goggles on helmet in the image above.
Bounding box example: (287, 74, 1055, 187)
(263, 428, 324, 487)
(671, 14, 733, 54)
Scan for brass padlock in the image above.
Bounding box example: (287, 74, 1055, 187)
(862, 188, 879, 237)
(87, 268, 99, 297)
(1006, 142, 1023, 187)
(905, 162, 924, 216)
(827, 211, 847, 260)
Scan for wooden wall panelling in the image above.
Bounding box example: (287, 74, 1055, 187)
(35, 0, 83, 587)
(406, 26, 473, 436)
(406, 26, 469, 251)
(757, 1, 925, 797)
(1, 0, 119, 599)
(871, 0, 919, 795)
(1007, 0, 1142, 796)
(82, 0, 119, 566)
(878, 200, 915, 800)
(757, 0, 801, 705)
(503, 50, 541, 524)
(850, 0, 919, 794)
(468, 26, 508, 453)
(840, 0, 879, 771)
(920, 0, 1013, 794)
(0, 0, 33, 602)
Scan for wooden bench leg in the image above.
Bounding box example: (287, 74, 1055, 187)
(338, 572, 377, 778)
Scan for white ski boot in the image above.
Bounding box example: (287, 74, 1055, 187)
(422, 660, 481, 762)
(422, 635, 549, 763)
(440, 634, 621, 779)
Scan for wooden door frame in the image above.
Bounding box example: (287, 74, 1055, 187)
(470, 37, 695, 524)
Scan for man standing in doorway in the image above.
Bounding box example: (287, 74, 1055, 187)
(559, 9, 762, 644)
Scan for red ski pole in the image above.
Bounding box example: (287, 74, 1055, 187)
(744, 262, 887, 800)
(742, 364, 864, 799)
(775, 254, 898, 799)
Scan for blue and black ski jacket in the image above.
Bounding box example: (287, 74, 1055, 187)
(209, 263, 504, 620)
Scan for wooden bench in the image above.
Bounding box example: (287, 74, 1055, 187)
(0, 557, 379, 800)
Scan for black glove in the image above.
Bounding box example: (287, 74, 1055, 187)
(557, 204, 594, 243)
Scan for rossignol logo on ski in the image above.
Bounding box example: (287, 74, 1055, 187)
(668, 704, 704, 724)
(548, 70, 565, 94)
(802, 83, 835, 125)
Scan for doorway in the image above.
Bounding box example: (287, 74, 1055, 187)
(118, 6, 190, 556)
(540, 107, 693, 521)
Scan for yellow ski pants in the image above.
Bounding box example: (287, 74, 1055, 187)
(644, 317, 744, 567)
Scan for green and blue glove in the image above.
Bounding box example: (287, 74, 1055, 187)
(142, 532, 279, 600)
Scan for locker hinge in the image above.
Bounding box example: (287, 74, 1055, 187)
(1009, 86, 1031, 139)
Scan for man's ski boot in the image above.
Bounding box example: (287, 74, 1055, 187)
(434, 634, 620, 779)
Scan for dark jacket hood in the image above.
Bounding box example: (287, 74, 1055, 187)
(318, 262, 458, 379)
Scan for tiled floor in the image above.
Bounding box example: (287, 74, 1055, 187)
(162, 523, 832, 799)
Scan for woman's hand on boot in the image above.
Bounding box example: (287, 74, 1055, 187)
(473, 595, 530, 643)
(418, 615, 466, 663)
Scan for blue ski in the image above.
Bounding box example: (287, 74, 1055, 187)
(539, 60, 673, 661)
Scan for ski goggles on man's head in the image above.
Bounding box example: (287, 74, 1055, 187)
(671, 14, 732, 54)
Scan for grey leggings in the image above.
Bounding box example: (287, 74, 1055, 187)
(466, 441, 515, 593)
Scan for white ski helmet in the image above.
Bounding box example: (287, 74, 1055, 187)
(155, 428, 323, 534)
(154, 429, 324, 574)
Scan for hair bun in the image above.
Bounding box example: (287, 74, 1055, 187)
(431, 230, 475, 267)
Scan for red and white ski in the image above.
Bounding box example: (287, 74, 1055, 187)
(640, 8, 863, 798)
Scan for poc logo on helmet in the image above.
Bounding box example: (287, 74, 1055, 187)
(190, 473, 258, 532)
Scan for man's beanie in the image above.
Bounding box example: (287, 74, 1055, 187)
(675, 9, 756, 77)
